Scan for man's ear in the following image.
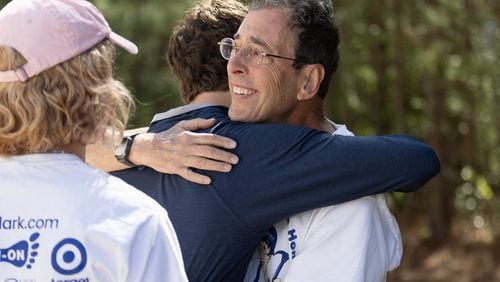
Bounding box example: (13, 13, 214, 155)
(297, 64, 325, 101)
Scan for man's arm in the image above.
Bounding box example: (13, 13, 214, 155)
(202, 122, 440, 231)
(86, 118, 239, 184)
(116, 119, 439, 231)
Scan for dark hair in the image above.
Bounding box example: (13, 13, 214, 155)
(249, 0, 340, 98)
(261, 227, 278, 252)
(167, 0, 247, 103)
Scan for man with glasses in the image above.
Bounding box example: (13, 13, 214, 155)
(95, 0, 440, 280)
(220, 1, 405, 280)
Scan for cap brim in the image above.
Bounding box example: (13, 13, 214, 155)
(109, 32, 138, 54)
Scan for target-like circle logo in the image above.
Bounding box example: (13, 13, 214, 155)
(51, 238, 87, 275)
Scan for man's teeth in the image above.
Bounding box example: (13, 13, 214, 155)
(233, 87, 255, 96)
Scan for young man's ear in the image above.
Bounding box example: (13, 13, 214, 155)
(297, 64, 325, 101)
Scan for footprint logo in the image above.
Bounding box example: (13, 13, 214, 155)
(0, 232, 40, 269)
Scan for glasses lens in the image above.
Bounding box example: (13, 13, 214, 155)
(219, 38, 234, 60)
(250, 47, 264, 65)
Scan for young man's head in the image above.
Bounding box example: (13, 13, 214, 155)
(167, 0, 247, 104)
(224, 0, 340, 123)
(0, 0, 137, 156)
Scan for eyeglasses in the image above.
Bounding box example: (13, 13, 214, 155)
(218, 37, 297, 65)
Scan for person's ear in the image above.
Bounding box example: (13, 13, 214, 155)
(297, 64, 324, 101)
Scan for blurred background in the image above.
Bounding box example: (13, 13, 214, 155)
(2, 0, 498, 280)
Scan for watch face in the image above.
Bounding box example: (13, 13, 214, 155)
(114, 143, 127, 158)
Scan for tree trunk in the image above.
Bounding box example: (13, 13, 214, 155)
(425, 58, 452, 246)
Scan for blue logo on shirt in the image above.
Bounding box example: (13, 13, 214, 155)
(1, 231, 87, 278)
(51, 238, 87, 275)
(0, 232, 40, 269)
(253, 227, 289, 282)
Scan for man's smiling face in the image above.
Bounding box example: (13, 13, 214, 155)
(227, 8, 304, 123)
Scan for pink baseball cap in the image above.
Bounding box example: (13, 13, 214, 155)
(0, 0, 138, 83)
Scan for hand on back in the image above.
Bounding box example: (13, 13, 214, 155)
(130, 118, 239, 184)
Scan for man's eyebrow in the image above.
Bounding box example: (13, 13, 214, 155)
(250, 36, 271, 49)
(234, 34, 272, 49)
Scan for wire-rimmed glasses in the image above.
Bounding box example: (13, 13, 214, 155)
(218, 37, 297, 65)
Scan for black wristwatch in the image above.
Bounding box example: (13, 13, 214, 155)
(114, 134, 139, 167)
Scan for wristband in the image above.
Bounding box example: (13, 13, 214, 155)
(114, 134, 139, 167)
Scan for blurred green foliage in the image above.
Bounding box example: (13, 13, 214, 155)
(91, 0, 199, 128)
(331, 0, 499, 243)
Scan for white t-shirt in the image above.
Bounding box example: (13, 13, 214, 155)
(245, 124, 402, 282)
(0, 153, 187, 282)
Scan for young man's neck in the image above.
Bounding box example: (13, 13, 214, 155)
(190, 91, 231, 107)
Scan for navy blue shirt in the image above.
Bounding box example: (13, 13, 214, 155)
(113, 105, 439, 281)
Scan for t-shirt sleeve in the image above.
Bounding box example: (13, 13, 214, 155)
(207, 122, 440, 231)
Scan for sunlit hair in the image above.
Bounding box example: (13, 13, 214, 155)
(249, 0, 340, 98)
(167, 0, 247, 103)
(0, 40, 134, 156)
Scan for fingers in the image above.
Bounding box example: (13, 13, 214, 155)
(150, 146, 236, 185)
(169, 157, 232, 185)
(163, 119, 238, 150)
(179, 153, 237, 184)
(176, 118, 217, 131)
(158, 132, 238, 164)
(182, 168, 212, 185)
(182, 154, 233, 173)
(144, 154, 221, 185)
(180, 141, 238, 165)
(181, 131, 237, 150)
(128, 121, 241, 186)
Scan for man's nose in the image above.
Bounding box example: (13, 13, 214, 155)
(227, 48, 249, 75)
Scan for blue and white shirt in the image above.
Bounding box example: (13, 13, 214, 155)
(245, 124, 402, 282)
(0, 153, 187, 281)
(113, 105, 439, 281)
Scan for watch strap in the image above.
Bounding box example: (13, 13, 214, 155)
(115, 133, 139, 167)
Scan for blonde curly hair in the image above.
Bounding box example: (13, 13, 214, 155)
(0, 40, 134, 156)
